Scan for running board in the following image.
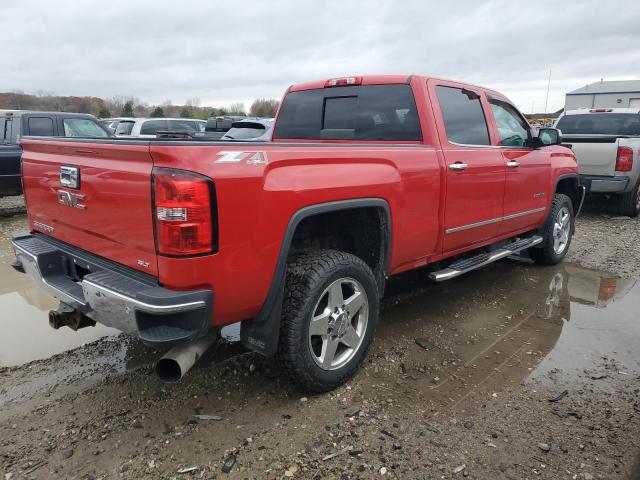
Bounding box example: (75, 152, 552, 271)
(429, 235, 543, 282)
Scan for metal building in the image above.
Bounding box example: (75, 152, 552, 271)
(565, 80, 640, 110)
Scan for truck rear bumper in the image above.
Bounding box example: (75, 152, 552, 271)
(580, 174, 629, 193)
(12, 234, 213, 346)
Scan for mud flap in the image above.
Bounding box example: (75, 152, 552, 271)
(240, 286, 284, 357)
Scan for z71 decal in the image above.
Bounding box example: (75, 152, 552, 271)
(215, 151, 268, 165)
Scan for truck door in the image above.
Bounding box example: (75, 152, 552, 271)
(486, 96, 550, 234)
(430, 82, 506, 252)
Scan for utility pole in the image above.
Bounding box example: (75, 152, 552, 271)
(544, 69, 552, 119)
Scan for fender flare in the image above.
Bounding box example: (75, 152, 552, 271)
(240, 198, 392, 356)
(554, 173, 586, 217)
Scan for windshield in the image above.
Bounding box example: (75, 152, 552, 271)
(556, 113, 640, 135)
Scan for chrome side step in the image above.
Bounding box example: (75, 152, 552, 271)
(429, 235, 543, 282)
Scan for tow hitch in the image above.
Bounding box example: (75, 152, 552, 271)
(48, 304, 96, 331)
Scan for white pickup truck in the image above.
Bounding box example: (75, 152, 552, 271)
(555, 108, 640, 216)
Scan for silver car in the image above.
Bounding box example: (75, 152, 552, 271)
(221, 118, 273, 142)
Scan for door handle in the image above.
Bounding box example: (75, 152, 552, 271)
(449, 162, 468, 171)
(506, 161, 521, 168)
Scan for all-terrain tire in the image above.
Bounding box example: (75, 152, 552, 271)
(530, 193, 574, 265)
(277, 249, 379, 392)
(617, 181, 640, 217)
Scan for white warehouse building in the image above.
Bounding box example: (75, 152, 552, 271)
(565, 80, 640, 110)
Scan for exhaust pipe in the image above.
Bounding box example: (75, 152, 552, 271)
(155, 331, 218, 382)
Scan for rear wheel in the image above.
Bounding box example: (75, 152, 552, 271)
(530, 193, 574, 265)
(617, 181, 640, 217)
(277, 250, 379, 392)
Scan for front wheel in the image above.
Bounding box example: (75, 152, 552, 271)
(530, 193, 574, 265)
(277, 250, 379, 392)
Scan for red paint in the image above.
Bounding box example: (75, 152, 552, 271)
(20, 75, 578, 328)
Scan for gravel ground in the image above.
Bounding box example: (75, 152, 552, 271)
(0, 199, 639, 480)
(0, 195, 26, 218)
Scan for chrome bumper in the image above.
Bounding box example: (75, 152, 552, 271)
(581, 174, 629, 193)
(12, 234, 213, 345)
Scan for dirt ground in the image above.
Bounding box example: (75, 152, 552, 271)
(1, 196, 639, 480)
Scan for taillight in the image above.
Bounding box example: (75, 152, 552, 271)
(324, 76, 363, 87)
(152, 168, 217, 256)
(615, 146, 633, 172)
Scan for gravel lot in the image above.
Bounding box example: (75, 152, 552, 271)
(0, 198, 639, 480)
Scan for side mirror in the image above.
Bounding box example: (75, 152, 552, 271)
(534, 127, 562, 148)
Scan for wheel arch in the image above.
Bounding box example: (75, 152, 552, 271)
(240, 198, 391, 356)
(555, 173, 585, 217)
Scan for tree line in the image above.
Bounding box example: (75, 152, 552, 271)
(0, 91, 279, 119)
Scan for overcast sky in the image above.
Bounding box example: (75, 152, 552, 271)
(3, 0, 639, 113)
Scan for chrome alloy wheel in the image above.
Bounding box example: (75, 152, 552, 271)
(308, 277, 369, 371)
(552, 206, 571, 255)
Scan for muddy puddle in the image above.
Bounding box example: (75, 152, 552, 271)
(0, 216, 119, 367)
(1, 213, 639, 420)
(369, 258, 640, 413)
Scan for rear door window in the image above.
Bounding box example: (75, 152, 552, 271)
(27, 117, 55, 136)
(436, 86, 490, 145)
(556, 113, 640, 135)
(63, 118, 109, 137)
(140, 120, 168, 135)
(273, 84, 422, 141)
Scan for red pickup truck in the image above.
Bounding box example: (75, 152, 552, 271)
(12, 75, 584, 391)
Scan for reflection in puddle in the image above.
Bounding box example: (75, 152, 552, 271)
(373, 259, 639, 410)
(0, 217, 118, 367)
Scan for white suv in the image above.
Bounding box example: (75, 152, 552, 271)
(114, 118, 206, 138)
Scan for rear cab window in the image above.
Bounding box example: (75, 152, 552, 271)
(435, 86, 490, 145)
(27, 116, 55, 136)
(273, 84, 422, 141)
(556, 113, 640, 135)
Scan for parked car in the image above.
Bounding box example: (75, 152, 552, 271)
(206, 115, 246, 133)
(113, 118, 206, 138)
(221, 118, 274, 141)
(99, 117, 133, 135)
(555, 108, 640, 216)
(0, 111, 109, 197)
(12, 75, 583, 392)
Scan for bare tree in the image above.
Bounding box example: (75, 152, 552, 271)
(249, 98, 280, 118)
(228, 102, 246, 116)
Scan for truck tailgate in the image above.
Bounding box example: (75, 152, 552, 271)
(20, 139, 158, 276)
(563, 136, 618, 176)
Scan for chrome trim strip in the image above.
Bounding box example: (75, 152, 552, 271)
(445, 207, 546, 235)
(445, 216, 502, 234)
(502, 207, 546, 221)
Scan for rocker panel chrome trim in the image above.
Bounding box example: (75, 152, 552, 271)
(445, 207, 546, 235)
